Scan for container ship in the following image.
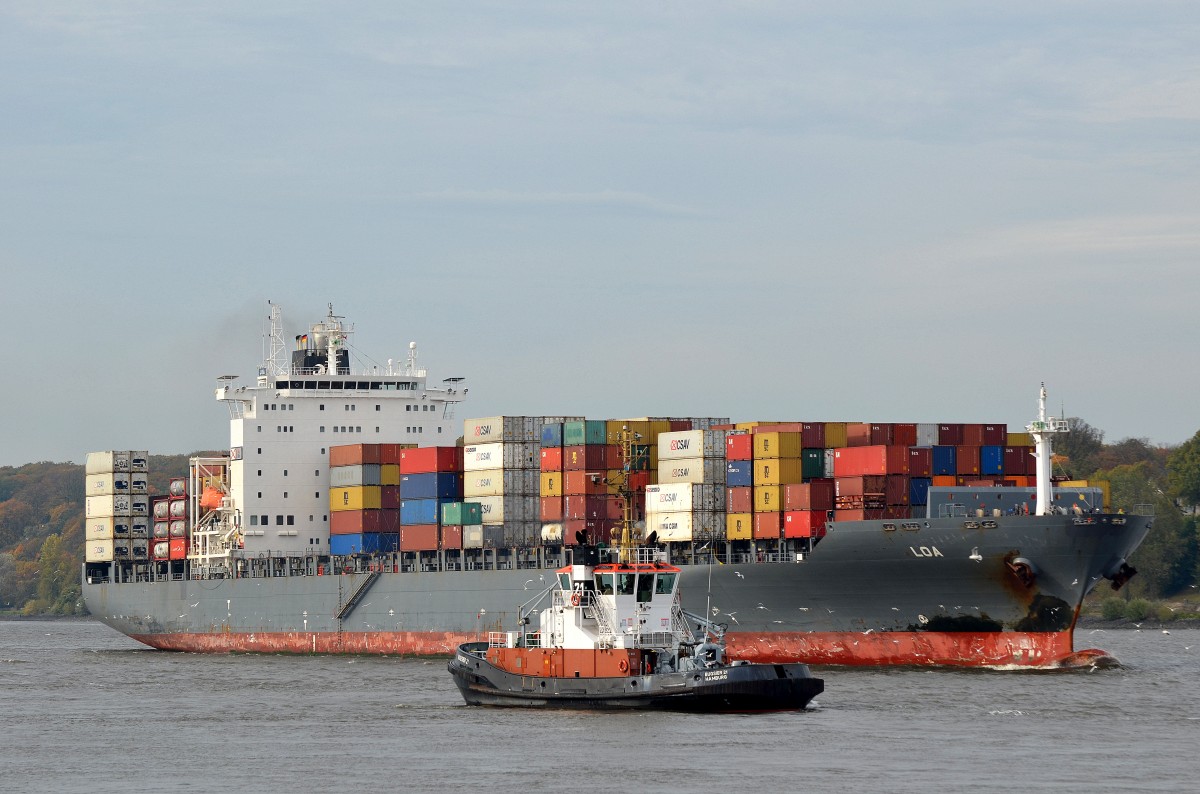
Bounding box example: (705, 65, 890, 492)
(80, 304, 1152, 668)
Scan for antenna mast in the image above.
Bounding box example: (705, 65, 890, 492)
(265, 301, 287, 376)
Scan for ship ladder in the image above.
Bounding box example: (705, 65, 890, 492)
(336, 571, 382, 619)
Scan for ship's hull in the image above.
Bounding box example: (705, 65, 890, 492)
(82, 512, 1150, 668)
(447, 642, 823, 711)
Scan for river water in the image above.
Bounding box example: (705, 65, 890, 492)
(1, 620, 1196, 793)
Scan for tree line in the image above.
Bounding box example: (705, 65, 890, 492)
(1, 428, 1199, 615)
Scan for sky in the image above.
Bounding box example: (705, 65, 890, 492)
(2, 2, 1198, 466)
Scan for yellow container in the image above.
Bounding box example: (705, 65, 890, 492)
(726, 513, 753, 540)
(754, 485, 784, 512)
(1093, 480, 1111, 509)
(1058, 480, 1089, 488)
(540, 472, 563, 498)
(1007, 432, 1033, 447)
(753, 458, 804, 486)
(824, 422, 848, 449)
(606, 470, 624, 496)
(380, 464, 401, 486)
(734, 421, 760, 432)
(330, 486, 381, 512)
(606, 419, 651, 444)
(753, 432, 803, 459)
(648, 420, 671, 443)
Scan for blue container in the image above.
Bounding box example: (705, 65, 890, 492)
(330, 532, 397, 555)
(725, 460, 753, 487)
(909, 478, 932, 506)
(540, 423, 564, 447)
(931, 446, 957, 476)
(401, 498, 452, 525)
(980, 445, 1005, 476)
(400, 472, 463, 500)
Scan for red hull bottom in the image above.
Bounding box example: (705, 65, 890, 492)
(130, 629, 1106, 669)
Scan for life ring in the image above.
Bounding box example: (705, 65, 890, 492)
(618, 659, 629, 673)
(570, 592, 581, 606)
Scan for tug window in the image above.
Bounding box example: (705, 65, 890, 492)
(616, 573, 635, 596)
(636, 574, 654, 603)
(559, 573, 571, 591)
(655, 573, 676, 596)
(595, 573, 614, 595)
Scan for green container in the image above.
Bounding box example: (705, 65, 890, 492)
(801, 448, 825, 479)
(563, 420, 609, 446)
(628, 444, 652, 472)
(441, 501, 482, 526)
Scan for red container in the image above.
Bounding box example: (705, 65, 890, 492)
(565, 470, 609, 496)
(563, 518, 621, 546)
(540, 496, 564, 521)
(604, 444, 623, 470)
(564, 494, 616, 520)
(540, 447, 563, 471)
(800, 423, 825, 448)
(562, 445, 607, 471)
(669, 420, 693, 431)
(982, 424, 1008, 446)
(835, 475, 887, 497)
(755, 422, 803, 432)
(726, 486, 753, 513)
(961, 424, 986, 447)
(330, 443, 381, 467)
(937, 424, 964, 446)
(400, 524, 439, 551)
(331, 510, 383, 535)
(380, 485, 400, 510)
(885, 475, 909, 505)
(169, 537, 187, 560)
(628, 471, 651, 493)
(845, 423, 873, 447)
(782, 480, 834, 511)
(869, 423, 894, 445)
(956, 475, 985, 486)
(931, 475, 956, 487)
(441, 525, 463, 550)
(1004, 447, 1032, 476)
(752, 511, 782, 539)
(833, 446, 909, 476)
(379, 444, 403, 465)
(884, 506, 912, 519)
(399, 446, 462, 474)
(892, 424, 917, 447)
(783, 510, 826, 538)
(833, 508, 885, 522)
(725, 434, 753, 460)
(908, 447, 932, 477)
(956, 445, 981, 475)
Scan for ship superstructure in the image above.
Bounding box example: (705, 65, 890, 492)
(199, 304, 464, 570)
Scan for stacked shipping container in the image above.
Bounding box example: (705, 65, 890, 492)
(84, 451, 150, 563)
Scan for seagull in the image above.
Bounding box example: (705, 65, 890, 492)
(190, 602, 200, 608)
(725, 612, 739, 625)
(1163, 630, 1171, 635)
(918, 615, 929, 625)
(772, 620, 784, 624)
(891, 607, 900, 611)
(523, 579, 535, 590)
(756, 603, 769, 611)
(862, 628, 874, 635)
(969, 547, 983, 562)
(711, 607, 720, 616)
(797, 607, 810, 612)
(734, 571, 745, 579)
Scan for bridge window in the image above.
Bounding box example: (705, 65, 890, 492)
(616, 573, 635, 596)
(595, 573, 613, 595)
(655, 573, 676, 595)
(636, 574, 654, 603)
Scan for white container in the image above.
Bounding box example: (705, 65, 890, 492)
(85, 518, 129, 541)
(130, 473, 149, 494)
(129, 451, 149, 472)
(463, 469, 538, 497)
(130, 517, 150, 538)
(644, 483, 725, 513)
(129, 540, 149, 560)
(823, 449, 836, 479)
(153, 500, 170, 519)
(473, 494, 538, 524)
(915, 423, 939, 447)
(152, 541, 171, 560)
(462, 443, 538, 472)
(85, 539, 115, 562)
(168, 479, 187, 498)
(657, 430, 728, 461)
(86, 494, 131, 518)
(643, 510, 723, 542)
(330, 464, 381, 487)
(169, 520, 187, 538)
(85, 473, 130, 496)
(85, 450, 130, 474)
(168, 500, 187, 518)
(153, 521, 170, 539)
(463, 416, 531, 444)
(656, 458, 726, 485)
(130, 495, 150, 517)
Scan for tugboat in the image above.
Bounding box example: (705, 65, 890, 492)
(447, 540, 824, 711)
